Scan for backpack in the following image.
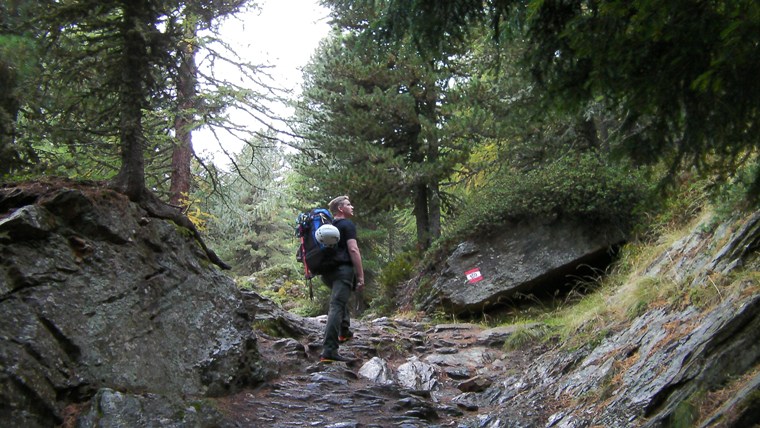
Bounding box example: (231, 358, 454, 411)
(295, 208, 341, 298)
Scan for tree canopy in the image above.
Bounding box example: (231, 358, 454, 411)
(3, 0, 756, 283)
(369, 0, 760, 196)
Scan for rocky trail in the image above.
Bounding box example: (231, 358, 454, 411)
(215, 304, 538, 427)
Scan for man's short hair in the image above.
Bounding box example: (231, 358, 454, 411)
(329, 195, 350, 215)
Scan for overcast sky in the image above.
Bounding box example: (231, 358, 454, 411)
(224, 0, 331, 89)
(194, 0, 331, 162)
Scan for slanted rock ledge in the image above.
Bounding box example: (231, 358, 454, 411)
(0, 183, 266, 427)
(422, 217, 625, 313)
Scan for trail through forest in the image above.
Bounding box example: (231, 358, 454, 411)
(214, 315, 543, 427)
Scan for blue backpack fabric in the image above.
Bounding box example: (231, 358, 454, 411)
(295, 208, 340, 288)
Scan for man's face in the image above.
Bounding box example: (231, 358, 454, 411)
(341, 200, 354, 217)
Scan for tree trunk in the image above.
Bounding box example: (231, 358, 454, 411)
(0, 62, 20, 175)
(113, 0, 150, 201)
(427, 135, 441, 240)
(388, 223, 395, 261)
(169, 19, 199, 206)
(413, 182, 431, 251)
(429, 182, 441, 240)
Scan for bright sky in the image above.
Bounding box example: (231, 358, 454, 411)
(194, 0, 331, 163)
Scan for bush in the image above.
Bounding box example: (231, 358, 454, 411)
(370, 251, 418, 316)
(450, 151, 650, 239)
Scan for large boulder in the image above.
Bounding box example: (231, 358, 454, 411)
(424, 217, 625, 313)
(0, 183, 265, 427)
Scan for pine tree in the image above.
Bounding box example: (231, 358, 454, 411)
(201, 139, 294, 274)
(293, 3, 471, 250)
(370, 0, 760, 200)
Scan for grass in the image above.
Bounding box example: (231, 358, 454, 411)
(502, 323, 552, 351)
(485, 204, 746, 351)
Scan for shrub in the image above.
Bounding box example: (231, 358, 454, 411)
(450, 151, 650, 240)
(370, 251, 418, 316)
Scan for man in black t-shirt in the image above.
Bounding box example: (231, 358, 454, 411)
(320, 195, 365, 363)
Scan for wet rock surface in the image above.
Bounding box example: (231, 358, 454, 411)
(215, 211, 760, 428)
(224, 292, 760, 427)
(0, 183, 265, 427)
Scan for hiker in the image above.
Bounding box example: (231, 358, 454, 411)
(320, 195, 365, 363)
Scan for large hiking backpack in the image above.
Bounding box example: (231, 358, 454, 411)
(295, 208, 341, 298)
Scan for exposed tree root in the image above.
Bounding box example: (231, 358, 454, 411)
(134, 188, 231, 270)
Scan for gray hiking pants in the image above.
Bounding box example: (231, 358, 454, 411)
(321, 264, 354, 356)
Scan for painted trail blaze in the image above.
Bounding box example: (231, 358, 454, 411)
(465, 268, 483, 284)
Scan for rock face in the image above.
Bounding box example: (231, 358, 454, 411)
(469, 210, 760, 427)
(423, 217, 625, 313)
(0, 183, 264, 427)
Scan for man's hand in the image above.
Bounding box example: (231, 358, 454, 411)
(356, 279, 365, 292)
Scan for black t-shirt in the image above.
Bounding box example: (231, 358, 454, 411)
(333, 218, 356, 265)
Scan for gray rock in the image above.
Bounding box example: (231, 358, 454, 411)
(0, 187, 264, 427)
(444, 367, 472, 380)
(468, 209, 760, 428)
(457, 375, 493, 393)
(273, 337, 307, 356)
(397, 357, 439, 391)
(0, 204, 56, 241)
(477, 323, 541, 347)
(425, 346, 494, 368)
(424, 217, 625, 313)
(428, 323, 482, 333)
(75, 388, 229, 428)
(359, 357, 395, 385)
(240, 290, 322, 338)
(452, 392, 480, 411)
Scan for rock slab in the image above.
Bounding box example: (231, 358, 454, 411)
(424, 217, 624, 313)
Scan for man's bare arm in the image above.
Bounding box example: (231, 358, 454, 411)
(347, 239, 364, 290)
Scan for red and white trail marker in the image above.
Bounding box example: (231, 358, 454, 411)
(464, 268, 483, 284)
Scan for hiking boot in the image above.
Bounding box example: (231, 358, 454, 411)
(319, 353, 351, 363)
(338, 332, 354, 343)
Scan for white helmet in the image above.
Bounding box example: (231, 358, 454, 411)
(315, 224, 340, 247)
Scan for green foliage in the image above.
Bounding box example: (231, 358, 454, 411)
(527, 0, 760, 178)
(374, 0, 760, 206)
(4, 0, 263, 200)
(200, 141, 295, 275)
(235, 263, 331, 317)
(378, 251, 416, 288)
(637, 173, 710, 238)
(293, 2, 476, 250)
(370, 250, 418, 316)
(502, 323, 551, 351)
(252, 319, 297, 338)
(670, 390, 703, 428)
(450, 151, 650, 239)
(623, 277, 671, 320)
(412, 275, 435, 310)
(290, 288, 330, 317)
(238, 264, 302, 291)
(712, 157, 760, 214)
(0, 32, 40, 176)
(736, 389, 760, 422)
